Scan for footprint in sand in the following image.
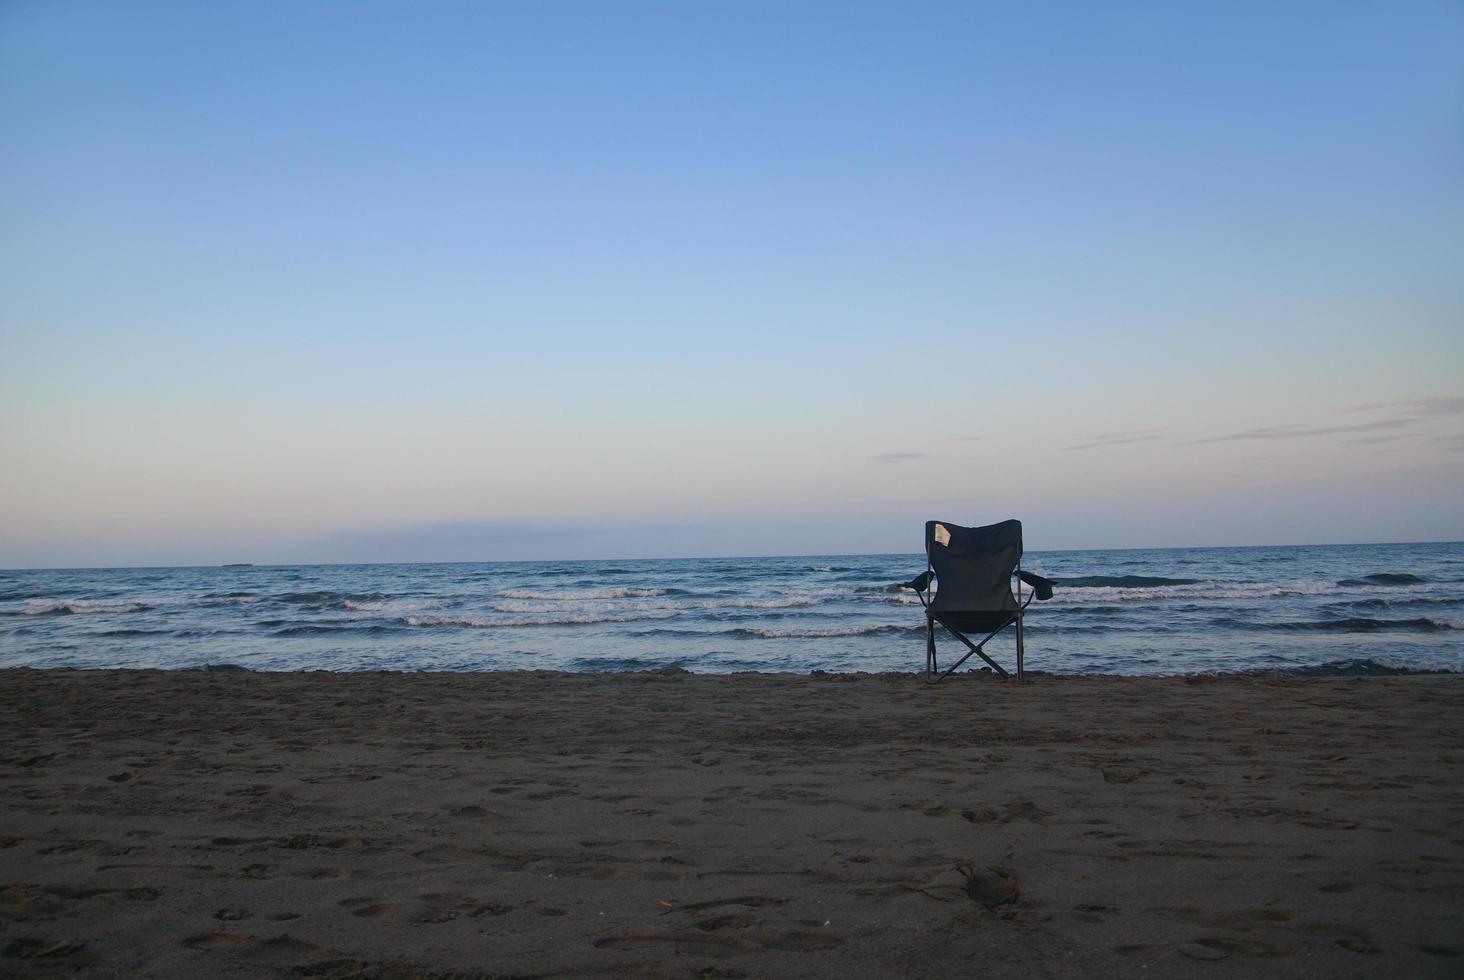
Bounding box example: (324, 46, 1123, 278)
(295, 867, 342, 879)
(293, 958, 378, 978)
(182, 931, 251, 949)
(182, 931, 322, 965)
(411, 893, 511, 922)
(675, 895, 791, 913)
(443, 805, 503, 820)
(1100, 766, 1145, 784)
(1184, 937, 1290, 959)
(693, 913, 757, 931)
(354, 904, 394, 919)
(595, 930, 841, 954)
(1178, 943, 1228, 961)
(3, 936, 86, 959)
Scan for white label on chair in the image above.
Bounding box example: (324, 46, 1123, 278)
(933, 523, 951, 547)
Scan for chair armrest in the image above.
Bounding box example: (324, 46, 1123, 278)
(902, 571, 934, 593)
(1017, 570, 1054, 600)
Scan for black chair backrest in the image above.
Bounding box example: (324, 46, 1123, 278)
(926, 519, 1022, 614)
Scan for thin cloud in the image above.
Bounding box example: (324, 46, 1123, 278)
(1348, 396, 1464, 417)
(872, 452, 928, 464)
(1346, 433, 1416, 445)
(1063, 427, 1169, 451)
(1190, 418, 1414, 444)
(1428, 433, 1464, 453)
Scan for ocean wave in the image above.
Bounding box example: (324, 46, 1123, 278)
(1210, 616, 1454, 633)
(278, 591, 344, 606)
(1337, 572, 1429, 586)
(1324, 597, 1461, 611)
(1058, 575, 1201, 588)
(274, 591, 453, 612)
(532, 566, 641, 577)
(1055, 580, 1340, 603)
(272, 624, 406, 637)
(561, 657, 691, 672)
(488, 595, 816, 614)
(341, 598, 452, 613)
(1281, 658, 1454, 676)
(405, 610, 678, 629)
(728, 624, 924, 639)
(498, 587, 687, 600)
(3, 599, 151, 617)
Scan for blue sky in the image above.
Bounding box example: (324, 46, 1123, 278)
(2, 1, 1461, 566)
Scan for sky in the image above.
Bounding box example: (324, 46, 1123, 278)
(2, 1, 1461, 567)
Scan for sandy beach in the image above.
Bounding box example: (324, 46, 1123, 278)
(1, 668, 1461, 978)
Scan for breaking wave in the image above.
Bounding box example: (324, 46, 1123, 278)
(272, 624, 406, 637)
(405, 610, 679, 629)
(341, 598, 452, 613)
(1282, 658, 1453, 676)
(1210, 616, 1454, 633)
(498, 587, 689, 600)
(727, 624, 924, 639)
(1337, 572, 1429, 586)
(4, 599, 151, 616)
(1058, 575, 1201, 588)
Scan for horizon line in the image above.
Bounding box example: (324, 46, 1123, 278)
(3, 537, 1461, 573)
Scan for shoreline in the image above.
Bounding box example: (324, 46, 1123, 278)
(6, 659, 1458, 678)
(3, 669, 1462, 977)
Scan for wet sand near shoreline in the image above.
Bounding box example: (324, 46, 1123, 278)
(2, 668, 1462, 978)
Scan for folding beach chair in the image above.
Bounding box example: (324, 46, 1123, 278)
(902, 519, 1054, 682)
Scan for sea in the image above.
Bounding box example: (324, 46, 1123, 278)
(1, 542, 1461, 676)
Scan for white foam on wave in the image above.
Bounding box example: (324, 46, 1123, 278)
(343, 598, 452, 613)
(702, 596, 817, 609)
(406, 610, 678, 629)
(738, 624, 905, 638)
(490, 595, 818, 614)
(17, 598, 148, 615)
(774, 586, 845, 598)
(1054, 579, 1345, 604)
(498, 587, 673, 601)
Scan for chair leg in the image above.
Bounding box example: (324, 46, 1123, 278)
(1016, 612, 1025, 682)
(925, 613, 936, 679)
